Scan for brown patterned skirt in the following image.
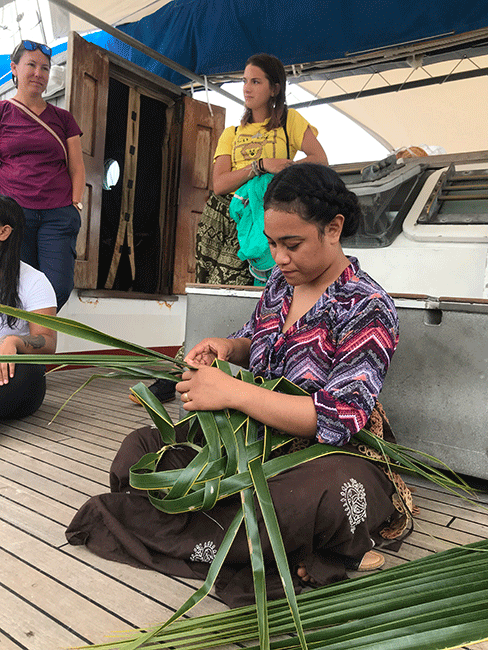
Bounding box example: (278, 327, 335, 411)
(65, 416, 404, 608)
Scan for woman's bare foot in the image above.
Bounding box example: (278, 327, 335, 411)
(297, 563, 316, 585)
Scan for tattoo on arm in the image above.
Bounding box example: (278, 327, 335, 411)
(20, 335, 46, 351)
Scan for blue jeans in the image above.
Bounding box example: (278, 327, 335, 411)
(21, 205, 81, 311)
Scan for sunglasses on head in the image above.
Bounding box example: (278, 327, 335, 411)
(13, 40, 52, 59)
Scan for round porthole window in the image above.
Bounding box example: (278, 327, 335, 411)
(103, 159, 121, 190)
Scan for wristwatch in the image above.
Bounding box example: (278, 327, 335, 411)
(73, 202, 83, 211)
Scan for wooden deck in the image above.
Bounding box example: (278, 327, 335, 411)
(1, 367, 487, 650)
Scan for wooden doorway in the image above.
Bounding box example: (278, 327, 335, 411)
(66, 32, 225, 296)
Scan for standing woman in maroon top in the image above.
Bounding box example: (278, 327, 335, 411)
(0, 41, 85, 311)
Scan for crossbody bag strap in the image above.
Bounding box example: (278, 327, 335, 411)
(8, 98, 68, 165)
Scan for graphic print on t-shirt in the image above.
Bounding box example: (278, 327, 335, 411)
(232, 129, 278, 163)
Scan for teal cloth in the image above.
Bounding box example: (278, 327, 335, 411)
(229, 174, 275, 285)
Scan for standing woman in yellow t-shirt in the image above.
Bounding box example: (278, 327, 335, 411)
(195, 53, 328, 285)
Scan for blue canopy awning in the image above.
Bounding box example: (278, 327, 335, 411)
(104, 0, 488, 85)
(2, 0, 488, 91)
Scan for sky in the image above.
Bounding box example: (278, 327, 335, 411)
(193, 82, 390, 166)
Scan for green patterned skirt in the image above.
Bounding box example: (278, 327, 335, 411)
(195, 193, 253, 286)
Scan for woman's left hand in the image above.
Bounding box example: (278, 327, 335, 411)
(176, 366, 240, 411)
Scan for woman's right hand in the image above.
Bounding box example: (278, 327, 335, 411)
(0, 336, 18, 384)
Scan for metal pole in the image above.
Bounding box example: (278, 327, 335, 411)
(290, 66, 488, 108)
(48, 0, 244, 106)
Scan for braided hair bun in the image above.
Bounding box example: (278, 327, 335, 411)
(263, 163, 362, 239)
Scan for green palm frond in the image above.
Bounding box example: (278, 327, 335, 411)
(71, 539, 488, 650)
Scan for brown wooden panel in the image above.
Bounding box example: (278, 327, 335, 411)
(76, 182, 91, 261)
(173, 96, 225, 294)
(78, 73, 97, 156)
(66, 32, 109, 289)
(192, 126, 211, 188)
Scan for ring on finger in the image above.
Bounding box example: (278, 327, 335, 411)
(183, 392, 189, 403)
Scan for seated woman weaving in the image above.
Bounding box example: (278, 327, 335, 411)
(66, 164, 411, 607)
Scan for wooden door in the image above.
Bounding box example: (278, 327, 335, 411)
(173, 96, 225, 294)
(66, 32, 109, 288)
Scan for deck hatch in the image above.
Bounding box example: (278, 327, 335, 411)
(341, 163, 426, 248)
(417, 164, 488, 225)
(402, 162, 488, 242)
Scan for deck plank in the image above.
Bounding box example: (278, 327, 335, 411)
(0, 586, 89, 650)
(2, 422, 120, 460)
(0, 446, 106, 495)
(0, 631, 30, 650)
(0, 458, 94, 510)
(1, 367, 487, 649)
(0, 478, 77, 523)
(0, 547, 140, 641)
(0, 435, 108, 481)
(62, 544, 229, 617)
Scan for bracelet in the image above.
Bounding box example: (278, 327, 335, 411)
(251, 159, 266, 177)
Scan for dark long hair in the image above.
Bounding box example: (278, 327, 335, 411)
(263, 163, 362, 239)
(241, 53, 287, 131)
(0, 195, 25, 328)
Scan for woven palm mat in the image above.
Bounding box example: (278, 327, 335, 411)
(356, 402, 420, 541)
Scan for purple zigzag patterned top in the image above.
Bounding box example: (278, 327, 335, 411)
(229, 257, 399, 446)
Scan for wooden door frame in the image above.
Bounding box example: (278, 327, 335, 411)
(173, 96, 225, 294)
(66, 32, 109, 289)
